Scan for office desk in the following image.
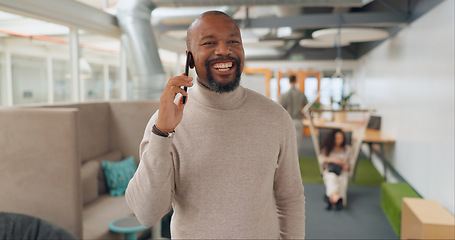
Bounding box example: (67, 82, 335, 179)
(363, 129, 395, 144)
(363, 129, 395, 180)
(302, 119, 363, 132)
(303, 120, 395, 143)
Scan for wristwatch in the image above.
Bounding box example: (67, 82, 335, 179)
(152, 124, 175, 138)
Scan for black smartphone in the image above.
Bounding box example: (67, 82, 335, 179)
(182, 51, 192, 104)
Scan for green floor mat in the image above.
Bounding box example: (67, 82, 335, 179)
(299, 157, 384, 187)
(299, 157, 322, 184)
(350, 159, 385, 186)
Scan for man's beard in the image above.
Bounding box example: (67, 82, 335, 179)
(205, 57, 242, 93)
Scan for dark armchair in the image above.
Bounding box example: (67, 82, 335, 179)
(0, 212, 78, 240)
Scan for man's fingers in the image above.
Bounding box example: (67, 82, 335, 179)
(161, 76, 192, 99)
(170, 86, 189, 96)
(166, 76, 193, 89)
(176, 95, 186, 108)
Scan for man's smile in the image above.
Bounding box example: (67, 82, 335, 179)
(210, 60, 235, 73)
(204, 56, 242, 93)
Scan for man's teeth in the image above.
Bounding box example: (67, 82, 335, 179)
(212, 62, 233, 71)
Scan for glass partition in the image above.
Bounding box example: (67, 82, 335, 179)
(109, 65, 121, 99)
(84, 63, 104, 100)
(53, 59, 71, 103)
(79, 30, 121, 101)
(320, 77, 343, 107)
(11, 55, 48, 105)
(304, 77, 319, 103)
(0, 52, 4, 106)
(0, 9, 126, 105)
(241, 72, 268, 96)
(0, 10, 71, 106)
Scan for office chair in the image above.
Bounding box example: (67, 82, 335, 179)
(0, 212, 78, 240)
(367, 115, 381, 130)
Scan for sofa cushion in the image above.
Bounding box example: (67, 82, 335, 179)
(85, 150, 123, 195)
(81, 161, 100, 205)
(102, 156, 137, 197)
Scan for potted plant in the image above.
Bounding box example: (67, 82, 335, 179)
(335, 91, 355, 122)
(338, 91, 355, 110)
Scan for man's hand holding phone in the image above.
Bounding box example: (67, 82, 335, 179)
(156, 74, 193, 133)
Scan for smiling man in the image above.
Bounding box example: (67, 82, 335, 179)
(186, 12, 244, 93)
(126, 11, 305, 239)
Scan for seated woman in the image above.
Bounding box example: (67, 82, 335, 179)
(318, 129, 353, 210)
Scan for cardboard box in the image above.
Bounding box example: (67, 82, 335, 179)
(401, 198, 455, 239)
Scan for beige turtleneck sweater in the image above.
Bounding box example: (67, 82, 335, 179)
(126, 82, 305, 239)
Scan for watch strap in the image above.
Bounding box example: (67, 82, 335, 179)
(152, 124, 174, 138)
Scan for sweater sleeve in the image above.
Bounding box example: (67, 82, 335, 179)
(274, 116, 306, 239)
(125, 112, 175, 227)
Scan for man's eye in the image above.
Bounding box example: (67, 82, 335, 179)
(228, 40, 240, 44)
(202, 42, 215, 46)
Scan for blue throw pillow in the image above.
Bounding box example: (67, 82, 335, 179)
(102, 156, 137, 197)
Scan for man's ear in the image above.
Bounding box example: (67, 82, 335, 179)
(186, 50, 195, 68)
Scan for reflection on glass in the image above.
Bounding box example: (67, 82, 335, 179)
(241, 73, 267, 97)
(270, 77, 293, 102)
(109, 66, 120, 99)
(269, 78, 277, 102)
(12, 55, 48, 105)
(53, 59, 71, 103)
(0, 53, 4, 106)
(280, 78, 291, 94)
(85, 63, 104, 100)
(79, 30, 121, 101)
(332, 77, 343, 106)
(320, 77, 343, 106)
(304, 77, 318, 103)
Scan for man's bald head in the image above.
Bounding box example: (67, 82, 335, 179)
(186, 11, 237, 50)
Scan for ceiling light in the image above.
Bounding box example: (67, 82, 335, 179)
(250, 28, 270, 37)
(244, 47, 282, 58)
(254, 40, 285, 47)
(277, 27, 292, 38)
(299, 39, 350, 48)
(312, 27, 389, 43)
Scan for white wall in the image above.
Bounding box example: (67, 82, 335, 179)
(353, 0, 454, 214)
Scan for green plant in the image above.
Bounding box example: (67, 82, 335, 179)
(338, 92, 355, 109)
(312, 101, 321, 109)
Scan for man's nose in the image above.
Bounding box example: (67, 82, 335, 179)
(214, 42, 231, 55)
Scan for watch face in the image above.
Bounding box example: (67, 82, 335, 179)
(167, 132, 174, 138)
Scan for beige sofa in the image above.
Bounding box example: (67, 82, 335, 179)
(0, 100, 159, 239)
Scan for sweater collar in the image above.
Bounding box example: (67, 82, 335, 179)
(190, 80, 247, 110)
